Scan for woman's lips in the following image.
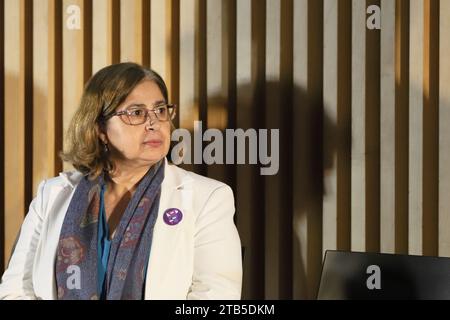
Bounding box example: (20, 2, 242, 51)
(143, 140, 163, 147)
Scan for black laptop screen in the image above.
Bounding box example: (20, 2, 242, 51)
(317, 250, 450, 300)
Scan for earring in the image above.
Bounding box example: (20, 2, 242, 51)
(103, 142, 109, 153)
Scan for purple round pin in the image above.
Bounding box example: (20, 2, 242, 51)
(163, 208, 183, 226)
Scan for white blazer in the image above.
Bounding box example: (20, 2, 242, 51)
(0, 160, 242, 300)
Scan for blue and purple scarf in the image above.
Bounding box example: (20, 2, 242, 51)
(55, 161, 164, 300)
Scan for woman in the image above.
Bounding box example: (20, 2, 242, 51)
(0, 62, 242, 300)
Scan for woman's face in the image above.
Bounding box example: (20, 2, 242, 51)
(99, 79, 171, 170)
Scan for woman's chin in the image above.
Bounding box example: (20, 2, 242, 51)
(140, 152, 167, 165)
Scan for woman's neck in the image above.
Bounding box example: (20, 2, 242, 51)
(105, 163, 150, 197)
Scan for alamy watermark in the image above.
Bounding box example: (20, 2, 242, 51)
(366, 264, 381, 290)
(170, 121, 279, 176)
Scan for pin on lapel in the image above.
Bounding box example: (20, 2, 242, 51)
(163, 208, 183, 226)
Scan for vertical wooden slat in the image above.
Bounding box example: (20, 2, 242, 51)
(279, 0, 294, 299)
(422, 0, 439, 256)
(0, 0, 5, 272)
(439, 0, 450, 258)
(322, 0, 338, 256)
(236, 0, 252, 299)
(305, 0, 323, 299)
(168, 0, 179, 108)
(365, 0, 380, 252)
(4, 0, 33, 265)
(408, 0, 424, 255)
(22, 0, 33, 212)
(62, 0, 91, 172)
(264, 0, 281, 299)
(292, 0, 308, 300)
(222, 0, 237, 190)
(336, 0, 351, 252)
(206, 0, 225, 177)
(108, 0, 120, 64)
(151, 0, 167, 82)
(48, 0, 63, 179)
(252, 0, 267, 298)
(223, 0, 237, 131)
(83, 0, 92, 83)
(196, 0, 207, 177)
(177, 0, 196, 174)
(351, 0, 366, 252)
(179, 0, 197, 131)
(140, 0, 151, 67)
(120, 0, 139, 63)
(33, 0, 49, 195)
(92, 0, 109, 72)
(62, 0, 74, 171)
(380, 0, 396, 254)
(178, 0, 201, 172)
(395, 0, 409, 254)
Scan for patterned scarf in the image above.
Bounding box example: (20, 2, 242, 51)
(55, 161, 164, 300)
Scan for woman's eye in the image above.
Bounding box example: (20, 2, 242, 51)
(155, 107, 166, 115)
(130, 109, 145, 116)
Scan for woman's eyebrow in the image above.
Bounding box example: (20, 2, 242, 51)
(126, 103, 146, 108)
(126, 100, 166, 108)
(152, 100, 166, 106)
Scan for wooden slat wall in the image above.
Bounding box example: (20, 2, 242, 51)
(2, 0, 450, 299)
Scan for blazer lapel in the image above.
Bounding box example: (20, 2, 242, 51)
(34, 184, 77, 299)
(144, 160, 194, 299)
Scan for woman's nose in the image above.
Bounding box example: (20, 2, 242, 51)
(145, 112, 160, 130)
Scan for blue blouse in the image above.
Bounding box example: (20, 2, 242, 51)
(97, 185, 111, 299)
(96, 184, 150, 299)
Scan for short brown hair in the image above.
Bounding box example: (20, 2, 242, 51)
(60, 62, 169, 180)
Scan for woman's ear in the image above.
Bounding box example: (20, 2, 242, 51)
(96, 123, 107, 144)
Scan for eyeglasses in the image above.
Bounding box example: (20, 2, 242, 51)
(103, 103, 177, 125)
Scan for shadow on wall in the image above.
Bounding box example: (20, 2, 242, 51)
(174, 80, 344, 299)
(288, 81, 345, 299)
